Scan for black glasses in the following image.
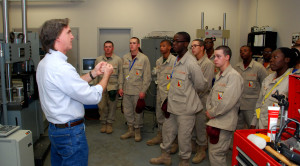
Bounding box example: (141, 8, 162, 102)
(262, 51, 272, 54)
(189, 45, 201, 49)
(204, 41, 213, 44)
(172, 40, 188, 44)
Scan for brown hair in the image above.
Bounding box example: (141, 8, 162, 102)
(193, 39, 205, 46)
(215, 45, 232, 60)
(39, 18, 69, 53)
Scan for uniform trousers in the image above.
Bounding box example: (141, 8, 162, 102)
(98, 90, 118, 124)
(122, 94, 143, 128)
(155, 93, 165, 131)
(195, 109, 207, 146)
(160, 114, 195, 159)
(236, 109, 253, 129)
(208, 129, 232, 166)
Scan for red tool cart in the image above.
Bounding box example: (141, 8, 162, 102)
(232, 129, 280, 166)
(232, 75, 300, 166)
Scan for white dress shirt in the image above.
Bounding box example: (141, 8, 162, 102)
(36, 50, 103, 124)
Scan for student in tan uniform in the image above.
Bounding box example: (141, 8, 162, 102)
(119, 37, 151, 142)
(261, 47, 274, 74)
(235, 46, 268, 129)
(250, 47, 299, 129)
(94, 41, 123, 134)
(205, 38, 219, 76)
(150, 32, 207, 166)
(206, 45, 243, 166)
(146, 40, 176, 146)
(190, 39, 214, 164)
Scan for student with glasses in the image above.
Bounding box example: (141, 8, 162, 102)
(261, 47, 274, 74)
(150, 32, 207, 166)
(190, 39, 215, 164)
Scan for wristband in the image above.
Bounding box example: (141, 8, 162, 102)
(89, 71, 95, 80)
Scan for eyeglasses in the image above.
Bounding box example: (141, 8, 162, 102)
(204, 41, 213, 44)
(172, 40, 188, 44)
(189, 45, 201, 49)
(262, 51, 272, 54)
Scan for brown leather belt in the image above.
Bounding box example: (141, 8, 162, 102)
(52, 119, 84, 128)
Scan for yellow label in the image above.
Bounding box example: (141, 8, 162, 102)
(167, 82, 170, 91)
(256, 108, 261, 119)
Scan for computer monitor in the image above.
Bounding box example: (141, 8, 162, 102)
(82, 58, 96, 74)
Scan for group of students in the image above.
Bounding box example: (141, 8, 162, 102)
(36, 18, 300, 166)
(95, 31, 300, 166)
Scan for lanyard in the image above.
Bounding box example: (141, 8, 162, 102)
(170, 56, 178, 79)
(292, 68, 299, 74)
(166, 56, 178, 91)
(262, 69, 291, 105)
(129, 58, 137, 71)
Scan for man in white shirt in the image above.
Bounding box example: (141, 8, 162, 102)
(37, 18, 113, 166)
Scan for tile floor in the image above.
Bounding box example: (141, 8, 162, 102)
(42, 102, 232, 166)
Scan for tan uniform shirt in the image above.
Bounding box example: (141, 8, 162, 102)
(251, 68, 292, 129)
(206, 65, 244, 131)
(156, 54, 176, 104)
(197, 55, 215, 107)
(94, 54, 123, 91)
(258, 58, 273, 75)
(122, 52, 151, 95)
(168, 52, 207, 115)
(234, 60, 268, 111)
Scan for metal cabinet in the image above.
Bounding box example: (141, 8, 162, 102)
(141, 38, 165, 108)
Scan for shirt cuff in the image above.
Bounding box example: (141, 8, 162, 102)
(94, 84, 104, 94)
(208, 108, 216, 118)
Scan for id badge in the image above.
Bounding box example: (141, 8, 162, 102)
(256, 108, 260, 119)
(126, 75, 130, 80)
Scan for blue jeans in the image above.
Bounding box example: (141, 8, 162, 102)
(48, 119, 88, 166)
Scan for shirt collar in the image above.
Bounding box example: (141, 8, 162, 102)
(163, 53, 174, 64)
(177, 51, 191, 65)
(197, 54, 208, 64)
(103, 54, 115, 61)
(216, 64, 233, 80)
(272, 68, 293, 82)
(49, 49, 68, 61)
(127, 52, 141, 61)
(237, 59, 254, 70)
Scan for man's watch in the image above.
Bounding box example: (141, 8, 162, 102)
(89, 71, 95, 80)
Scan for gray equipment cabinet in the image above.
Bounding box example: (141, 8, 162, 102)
(141, 38, 168, 109)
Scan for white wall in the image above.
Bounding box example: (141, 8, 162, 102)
(238, 0, 300, 48)
(1, 0, 299, 66)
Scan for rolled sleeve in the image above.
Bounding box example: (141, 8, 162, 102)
(55, 65, 104, 105)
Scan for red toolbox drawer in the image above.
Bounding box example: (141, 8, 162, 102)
(232, 129, 280, 166)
